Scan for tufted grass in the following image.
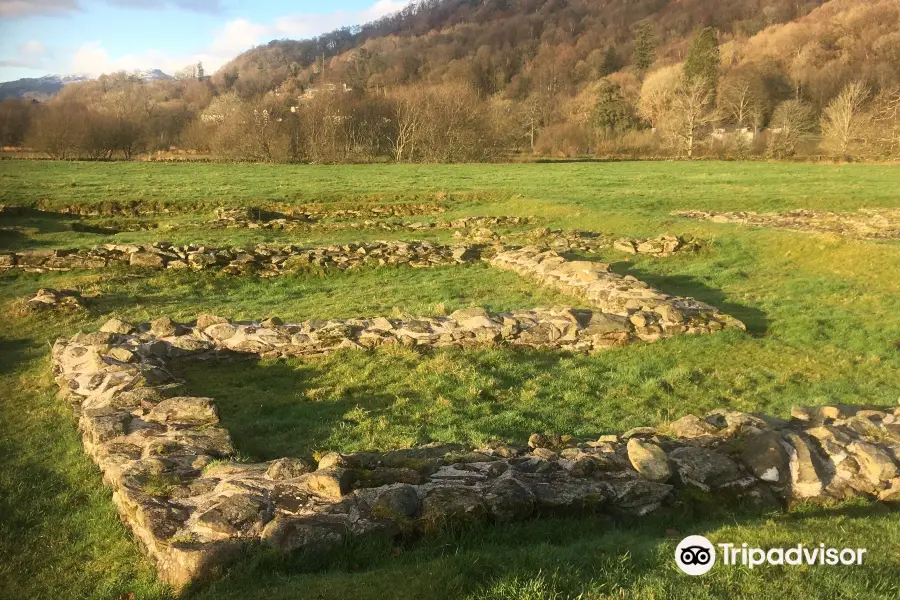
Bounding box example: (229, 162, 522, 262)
(1, 161, 900, 599)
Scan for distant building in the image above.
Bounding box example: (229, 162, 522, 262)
(299, 83, 353, 101)
(710, 127, 755, 142)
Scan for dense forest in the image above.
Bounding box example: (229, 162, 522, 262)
(3, 0, 899, 162)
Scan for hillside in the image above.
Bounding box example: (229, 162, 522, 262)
(217, 0, 827, 97)
(723, 0, 900, 107)
(0, 74, 91, 101)
(0, 70, 172, 101)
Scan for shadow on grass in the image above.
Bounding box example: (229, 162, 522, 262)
(1, 206, 76, 231)
(174, 355, 416, 461)
(0, 207, 98, 251)
(0, 227, 30, 251)
(612, 263, 769, 336)
(0, 337, 36, 375)
(181, 499, 900, 600)
(173, 344, 601, 461)
(0, 207, 145, 250)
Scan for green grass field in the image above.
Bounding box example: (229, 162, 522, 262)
(1, 160, 899, 599)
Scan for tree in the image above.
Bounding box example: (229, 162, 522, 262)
(640, 65, 716, 157)
(766, 99, 814, 158)
(197, 62, 205, 81)
(638, 65, 682, 128)
(631, 23, 656, 73)
(788, 42, 820, 101)
(870, 85, 900, 156)
(591, 80, 638, 135)
(347, 48, 376, 93)
(389, 86, 425, 162)
(820, 81, 869, 159)
(599, 47, 621, 77)
(224, 70, 239, 90)
(684, 27, 720, 92)
(520, 92, 544, 152)
(520, 46, 571, 151)
(0, 99, 35, 147)
(26, 100, 88, 159)
(718, 70, 765, 131)
(666, 77, 717, 158)
(96, 77, 154, 159)
(468, 45, 500, 99)
(174, 64, 196, 80)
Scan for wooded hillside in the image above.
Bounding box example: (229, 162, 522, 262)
(4, 0, 899, 162)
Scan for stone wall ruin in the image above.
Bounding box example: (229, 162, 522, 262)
(32, 231, 897, 592)
(207, 206, 703, 256)
(52, 322, 900, 588)
(0, 229, 704, 278)
(1, 241, 477, 275)
(673, 209, 900, 240)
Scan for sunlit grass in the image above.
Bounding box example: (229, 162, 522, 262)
(1, 161, 899, 599)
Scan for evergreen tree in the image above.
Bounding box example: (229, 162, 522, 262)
(684, 27, 720, 90)
(224, 70, 238, 90)
(591, 80, 638, 134)
(631, 24, 656, 72)
(599, 47, 621, 77)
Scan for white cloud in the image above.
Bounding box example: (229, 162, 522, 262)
(64, 0, 410, 78)
(0, 0, 78, 18)
(273, 0, 408, 39)
(71, 41, 110, 75)
(105, 0, 223, 14)
(0, 0, 223, 18)
(71, 41, 184, 76)
(0, 39, 51, 69)
(209, 18, 270, 56)
(203, 0, 408, 70)
(21, 40, 47, 55)
(363, 0, 409, 22)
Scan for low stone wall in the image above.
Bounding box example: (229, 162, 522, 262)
(611, 234, 701, 256)
(52, 324, 900, 588)
(209, 207, 531, 233)
(74, 304, 674, 363)
(9, 200, 450, 219)
(490, 248, 744, 339)
(24, 287, 85, 311)
(205, 212, 703, 257)
(0, 233, 704, 279)
(0, 234, 706, 279)
(1, 241, 477, 275)
(673, 209, 900, 240)
(212, 204, 447, 225)
(502, 228, 701, 256)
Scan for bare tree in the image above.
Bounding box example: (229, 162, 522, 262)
(26, 101, 88, 159)
(0, 99, 35, 147)
(718, 71, 765, 132)
(666, 77, 717, 158)
(637, 64, 681, 129)
(766, 99, 814, 158)
(820, 81, 870, 159)
(389, 87, 424, 162)
(640, 66, 716, 158)
(870, 85, 900, 157)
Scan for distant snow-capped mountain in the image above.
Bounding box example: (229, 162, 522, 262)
(0, 69, 172, 100)
(129, 69, 173, 82)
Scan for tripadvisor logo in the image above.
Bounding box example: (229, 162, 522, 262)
(675, 535, 867, 576)
(675, 535, 716, 575)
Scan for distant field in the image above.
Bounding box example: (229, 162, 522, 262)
(1, 160, 899, 599)
(3, 160, 900, 214)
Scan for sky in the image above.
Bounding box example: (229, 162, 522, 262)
(0, 0, 409, 82)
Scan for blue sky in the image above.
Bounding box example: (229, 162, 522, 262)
(0, 0, 408, 81)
